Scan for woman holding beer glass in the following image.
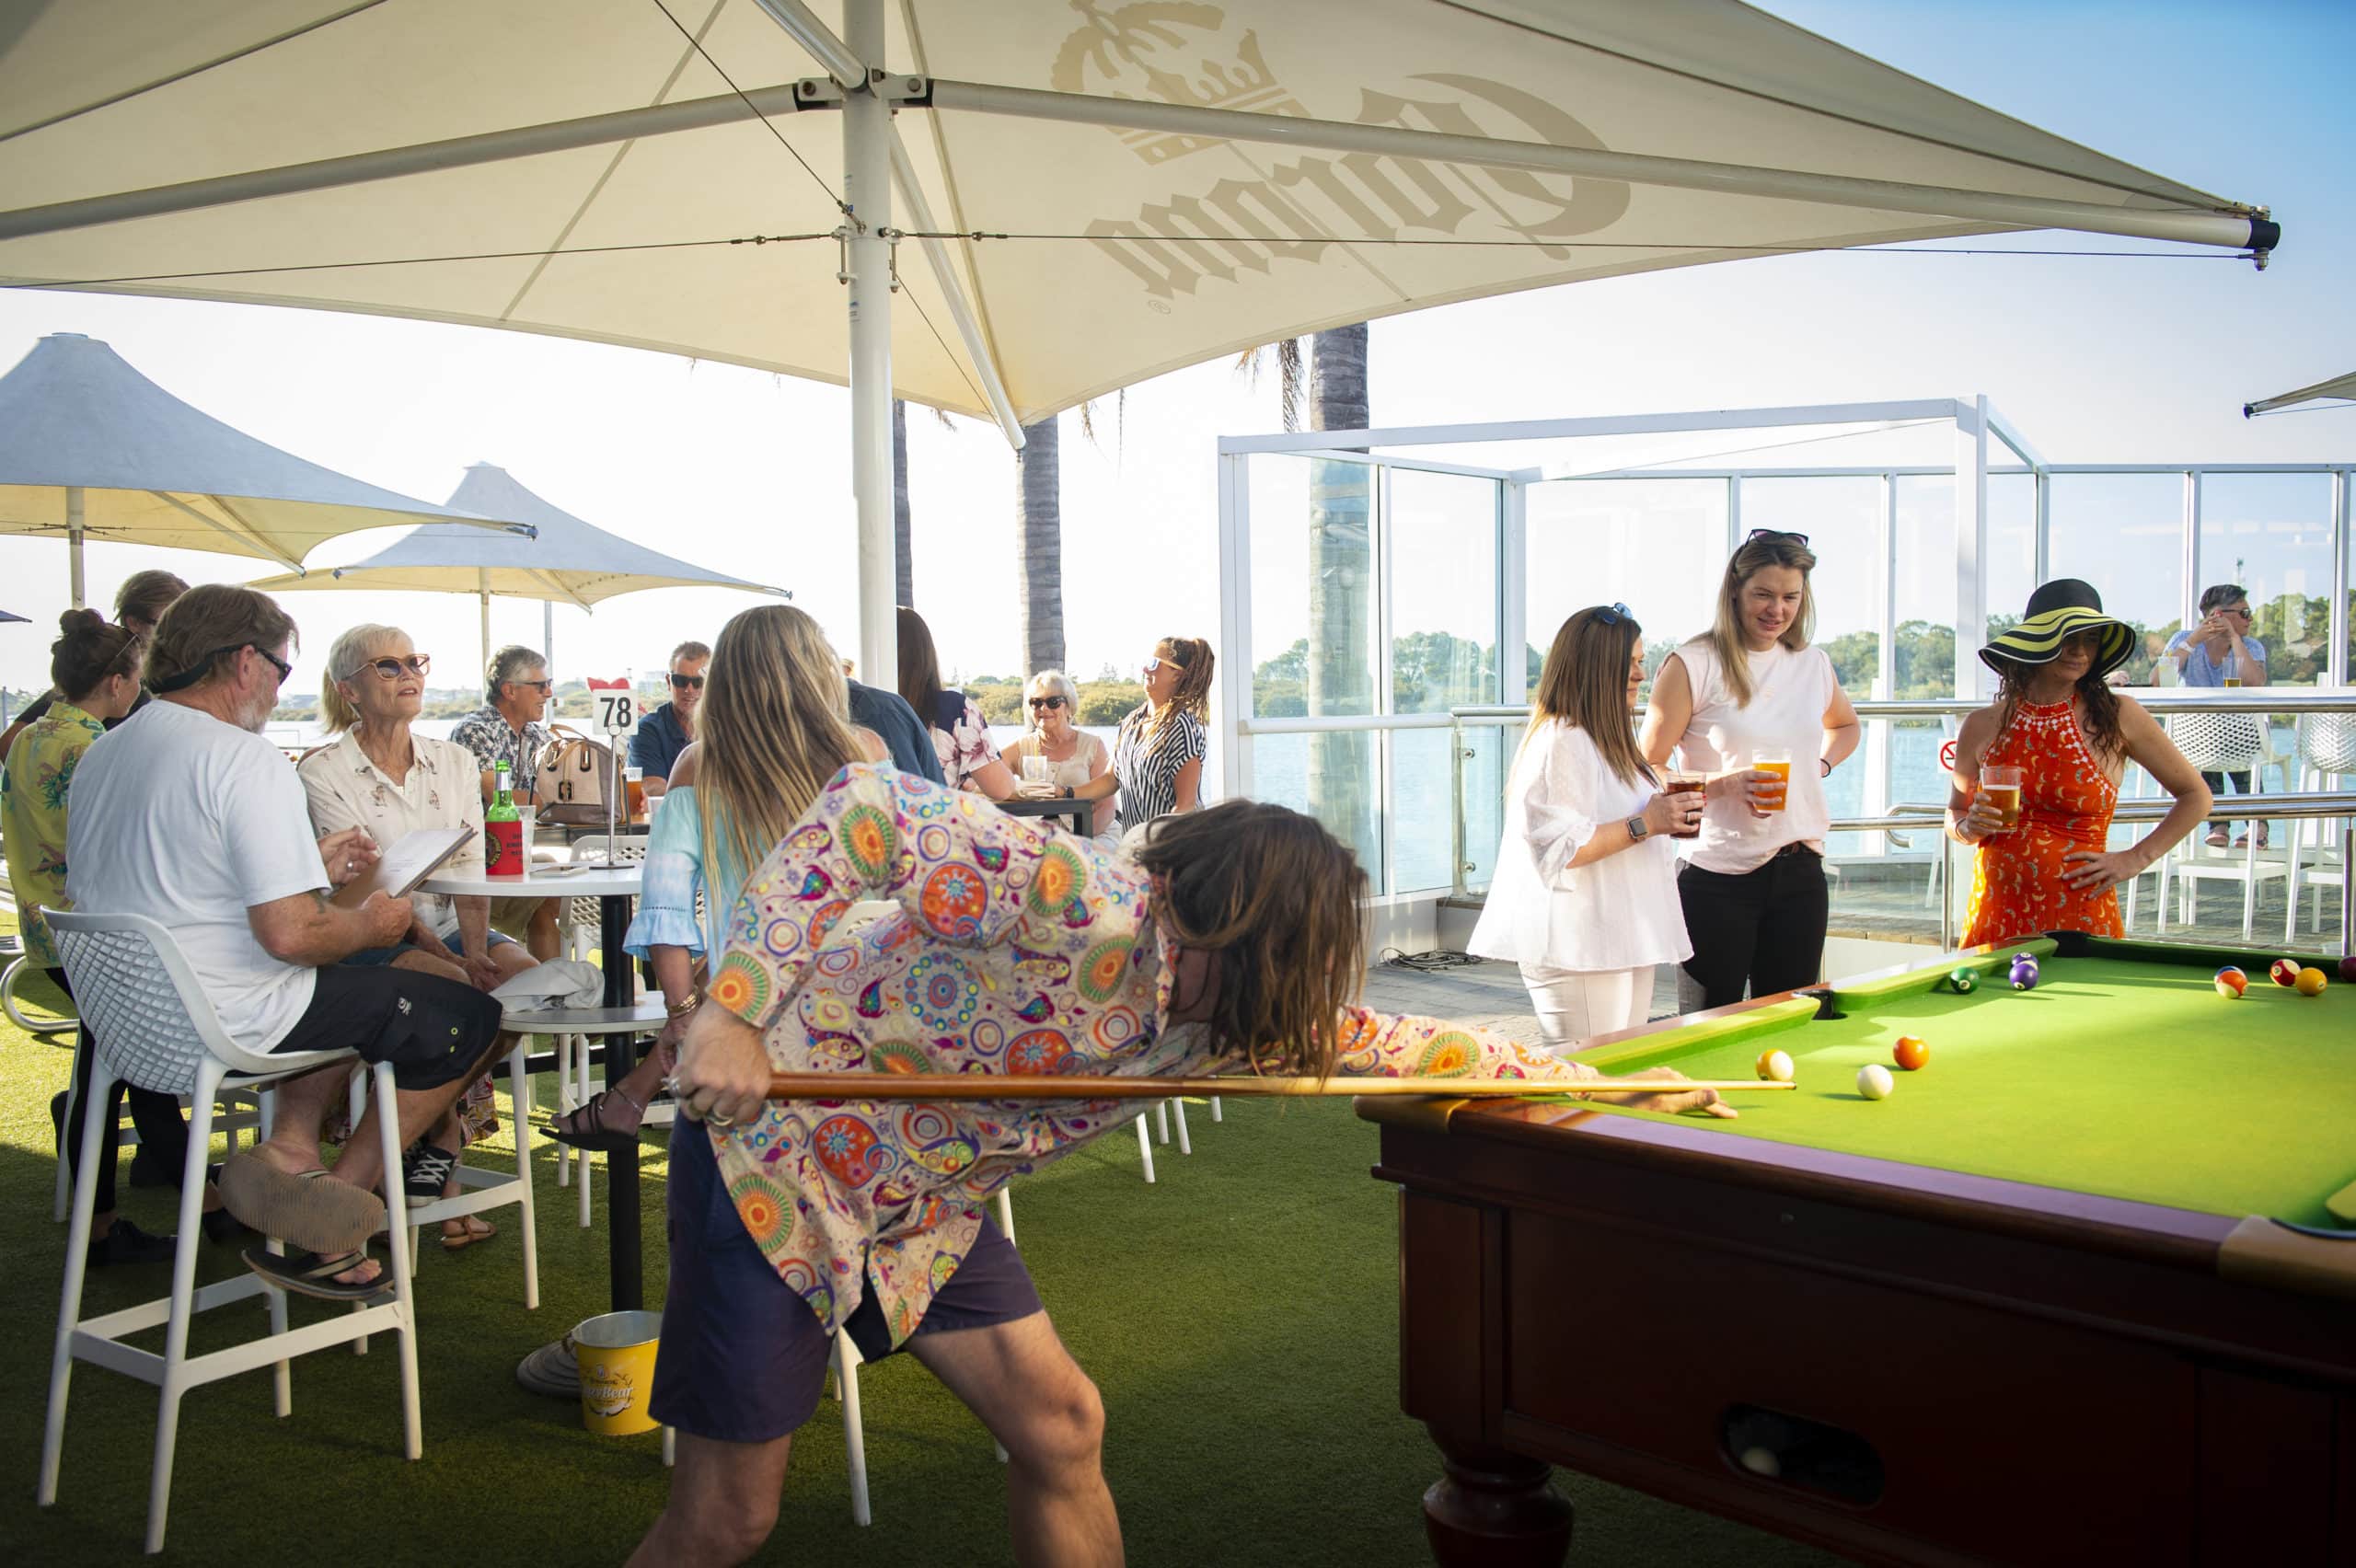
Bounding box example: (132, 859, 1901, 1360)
(1640, 531, 1860, 1010)
(1948, 580, 2210, 946)
(1470, 605, 1701, 1048)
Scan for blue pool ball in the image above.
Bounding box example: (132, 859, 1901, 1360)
(1946, 966, 1978, 995)
(2010, 955, 2040, 992)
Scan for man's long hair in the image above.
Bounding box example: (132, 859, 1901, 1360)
(699, 605, 864, 886)
(1133, 800, 1365, 1081)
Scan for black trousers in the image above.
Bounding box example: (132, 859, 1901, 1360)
(1677, 850, 1831, 1011)
(2201, 770, 2255, 828)
(52, 967, 191, 1216)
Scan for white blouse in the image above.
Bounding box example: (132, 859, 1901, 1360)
(1667, 638, 1838, 874)
(298, 729, 486, 940)
(1467, 720, 1692, 973)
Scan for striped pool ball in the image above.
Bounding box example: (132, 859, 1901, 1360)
(2270, 959, 2303, 987)
(1946, 966, 1978, 995)
(2295, 967, 2328, 997)
(2213, 966, 2247, 997)
(2009, 956, 2039, 992)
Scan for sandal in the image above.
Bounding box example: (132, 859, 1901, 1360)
(217, 1153, 387, 1254)
(441, 1216, 498, 1251)
(242, 1244, 389, 1302)
(545, 1088, 648, 1154)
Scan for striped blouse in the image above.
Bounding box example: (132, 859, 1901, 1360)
(1111, 704, 1206, 832)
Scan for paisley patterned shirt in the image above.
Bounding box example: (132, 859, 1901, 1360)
(708, 763, 1576, 1346)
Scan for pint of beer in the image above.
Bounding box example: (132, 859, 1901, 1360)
(1980, 765, 2024, 834)
(1750, 749, 1791, 813)
(1664, 771, 1705, 838)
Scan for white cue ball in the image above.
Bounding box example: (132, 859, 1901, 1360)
(1856, 1064, 1895, 1101)
(1738, 1446, 1782, 1478)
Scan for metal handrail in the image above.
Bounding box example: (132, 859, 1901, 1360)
(1449, 691, 2356, 722)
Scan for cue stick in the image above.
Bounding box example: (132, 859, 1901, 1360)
(765, 1073, 1796, 1101)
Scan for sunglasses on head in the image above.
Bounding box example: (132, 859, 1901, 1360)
(352, 653, 430, 681)
(1593, 602, 1632, 627)
(669, 672, 706, 689)
(1028, 695, 1067, 710)
(1747, 528, 1810, 547)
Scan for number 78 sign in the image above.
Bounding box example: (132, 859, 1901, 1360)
(587, 675, 640, 738)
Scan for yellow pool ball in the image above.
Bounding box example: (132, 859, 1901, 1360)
(1755, 1048, 1795, 1083)
(2295, 967, 2328, 997)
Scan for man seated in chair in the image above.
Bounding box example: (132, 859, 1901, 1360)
(65, 585, 505, 1299)
(452, 643, 562, 959)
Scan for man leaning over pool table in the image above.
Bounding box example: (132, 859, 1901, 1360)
(630, 765, 1731, 1567)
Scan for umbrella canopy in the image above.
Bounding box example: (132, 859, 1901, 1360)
(0, 609, 27, 624)
(0, 331, 530, 605)
(2245, 371, 2356, 418)
(248, 462, 787, 668)
(0, 1, 2281, 675)
(0, 1, 2278, 427)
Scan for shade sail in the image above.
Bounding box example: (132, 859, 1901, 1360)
(2245, 371, 2356, 418)
(248, 463, 786, 608)
(0, 0, 2278, 427)
(0, 331, 526, 592)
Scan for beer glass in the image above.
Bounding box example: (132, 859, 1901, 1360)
(1980, 766, 2023, 834)
(1750, 748, 1791, 813)
(1664, 769, 1705, 838)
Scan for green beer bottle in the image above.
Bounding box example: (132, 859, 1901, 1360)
(487, 762, 523, 876)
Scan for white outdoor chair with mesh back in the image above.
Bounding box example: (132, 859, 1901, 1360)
(2284, 713, 2356, 937)
(549, 832, 650, 1224)
(2155, 709, 2286, 939)
(40, 909, 421, 1554)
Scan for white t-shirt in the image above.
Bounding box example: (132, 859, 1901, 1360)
(1668, 639, 1839, 874)
(1468, 720, 1692, 973)
(66, 700, 328, 1051)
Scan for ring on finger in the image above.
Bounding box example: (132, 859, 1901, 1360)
(707, 1111, 735, 1128)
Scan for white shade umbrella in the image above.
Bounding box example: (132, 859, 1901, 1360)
(0, 331, 530, 606)
(0, 1, 2281, 674)
(2245, 371, 2356, 418)
(247, 462, 787, 669)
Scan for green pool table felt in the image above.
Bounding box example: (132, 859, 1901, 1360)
(1575, 941, 2356, 1228)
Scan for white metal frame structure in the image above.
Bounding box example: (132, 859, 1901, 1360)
(1215, 398, 2354, 902)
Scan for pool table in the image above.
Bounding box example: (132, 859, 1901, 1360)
(1361, 934, 2356, 1568)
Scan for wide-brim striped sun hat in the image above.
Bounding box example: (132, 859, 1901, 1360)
(1979, 578, 2136, 681)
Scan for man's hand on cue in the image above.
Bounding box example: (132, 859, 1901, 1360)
(674, 1004, 771, 1129)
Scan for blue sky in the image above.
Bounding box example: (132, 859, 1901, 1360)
(0, 0, 2347, 700)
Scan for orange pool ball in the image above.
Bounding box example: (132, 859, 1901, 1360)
(1892, 1036, 1930, 1072)
(2295, 967, 2328, 997)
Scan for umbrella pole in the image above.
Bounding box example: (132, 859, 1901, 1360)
(479, 578, 491, 675)
(543, 600, 554, 666)
(843, 0, 897, 691)
(66, 486, 85, 610)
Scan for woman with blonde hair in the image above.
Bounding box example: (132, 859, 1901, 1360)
(1640, 531, 1860, 1009)
(1470, 606, 1700, 1047)
(300, 622, 537, 1249)
(999, 668, 1112, 834)
(549, 604, 886, 1148)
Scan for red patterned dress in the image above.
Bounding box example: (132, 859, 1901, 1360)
(1962, 697, 2123, 947)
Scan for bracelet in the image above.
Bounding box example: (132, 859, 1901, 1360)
(665, 996, 699, 1019)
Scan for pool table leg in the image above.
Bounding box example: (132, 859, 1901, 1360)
(1422, 1427, 1574, 1567)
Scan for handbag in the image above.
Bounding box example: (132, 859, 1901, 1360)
(534, 724, 617, 825)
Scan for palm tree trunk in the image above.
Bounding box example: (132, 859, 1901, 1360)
(1017, 414, 1065, 673)
(1306, 325, 1378, 874)
(892, 398, 915, 607)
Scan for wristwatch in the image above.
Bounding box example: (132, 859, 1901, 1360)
(1626, 814, 1649, 841)
(1060, 784, 1074, 800)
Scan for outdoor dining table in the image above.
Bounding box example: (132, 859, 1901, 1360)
(994, 793, 1096, 838)
(422, 856, 650, 1310)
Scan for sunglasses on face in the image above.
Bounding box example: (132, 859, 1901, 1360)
(1141, 656, 1186, 675)
(1747, 528, 1810, 547)
(253, 645, 294, 685)
(352, 653, 430, 681)
(669, 672, 706, 689)
(508, 678, 555, 695)
(1028, 696, 1067, 710)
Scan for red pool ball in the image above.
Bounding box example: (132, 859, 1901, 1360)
(2269, 959, 2303, 987)
(1892, 1036, 1930, 1072)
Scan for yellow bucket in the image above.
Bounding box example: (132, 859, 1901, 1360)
(573, 1310, 663, 1435)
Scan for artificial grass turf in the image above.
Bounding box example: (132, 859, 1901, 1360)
(0, 961, 1852, 1567)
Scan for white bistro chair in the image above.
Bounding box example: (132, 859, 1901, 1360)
(40, 910, 422, 1554)
(2156, 709, 2285, 939)
(2284, 714, 2356, 937)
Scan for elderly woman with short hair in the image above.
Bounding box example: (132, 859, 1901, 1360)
(999, 669, 1112, 835)
(298, 623, 539, 1249)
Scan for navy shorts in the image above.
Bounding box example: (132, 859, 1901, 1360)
(269, 962, 502, 1093)
(648, 1117, 1043, 1443)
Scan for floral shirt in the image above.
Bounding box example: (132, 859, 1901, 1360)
(448, 705, 550, 792)
(1, 698, 108, 967)
(707, 763, 1576, 1346)
(929, 694, 997, 791)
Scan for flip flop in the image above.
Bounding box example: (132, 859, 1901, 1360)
(217, 1154, 386, 1254)
(441, 1216, 498, 1251)
(242, 1244, 390, 1302)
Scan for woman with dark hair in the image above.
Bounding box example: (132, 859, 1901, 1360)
(1948, 580, 2210, 947)
(0, 570, 188, 760)
(1640, 531, 1860, 1009)
(895, 605, 1017, 799)
(4, 609, 219, 1265)
(1068, 635, 1214, 836)
(630, 764, 1727, 1566)
(1471, 606, 1700, 1048)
